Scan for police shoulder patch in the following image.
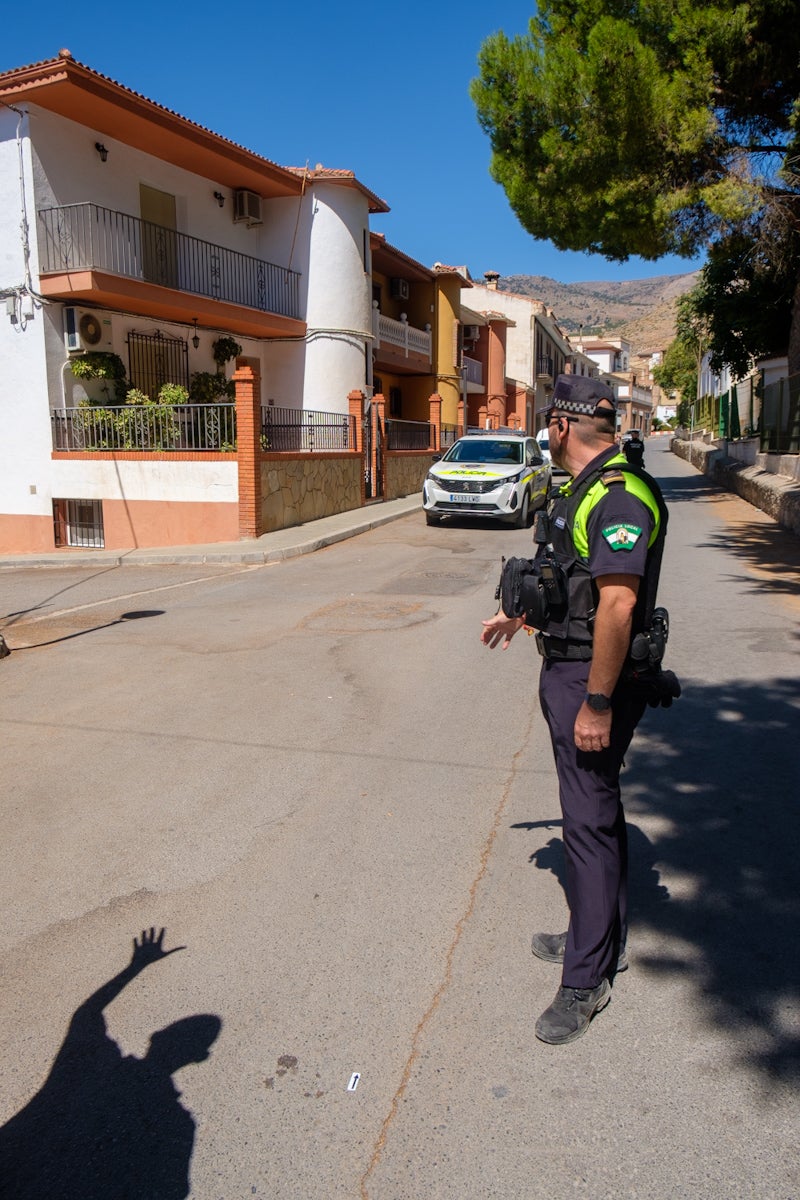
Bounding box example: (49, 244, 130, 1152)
(601, 522, 642, 550)
(600, 469, 626, 486)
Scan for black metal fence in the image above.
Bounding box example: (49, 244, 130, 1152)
(52, 404, 237, 452)
(38, 204, 301, 319)
(386, 418, 433, 450)
(440, 423, 460, 448)
(261, 406, 356, 451)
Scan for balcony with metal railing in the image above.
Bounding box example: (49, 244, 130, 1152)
(536, 354, 554, 381)
(37, 204, 302, 334)
(461, 355, 483, 388)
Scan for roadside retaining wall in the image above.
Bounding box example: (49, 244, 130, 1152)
(260, 453, 362, 533)
(384, 451, 437, 502)
(671, 437, 800, 535)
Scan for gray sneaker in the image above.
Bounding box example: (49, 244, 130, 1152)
(535, 979, 611, 1045)
(531, 930, 628, 972)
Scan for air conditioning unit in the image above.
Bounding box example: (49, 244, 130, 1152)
(390, 277, 410, 301)
(464, 324, 481, 342)
(64, 307, 113, 353)
(233, 189, 263, 225)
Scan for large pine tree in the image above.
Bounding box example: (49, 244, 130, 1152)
(471, 0, 800, 373)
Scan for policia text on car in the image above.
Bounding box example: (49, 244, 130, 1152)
(480, 374, 680, 1045)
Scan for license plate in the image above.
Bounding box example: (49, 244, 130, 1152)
(449, 494, 482, 503)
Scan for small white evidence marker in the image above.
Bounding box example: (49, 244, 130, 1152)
(347, 1072, 361, 1092)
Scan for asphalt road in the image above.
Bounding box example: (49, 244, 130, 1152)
(1, 439, 798, 1199)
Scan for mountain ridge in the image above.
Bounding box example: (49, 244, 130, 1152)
(497, 271, 699, 353)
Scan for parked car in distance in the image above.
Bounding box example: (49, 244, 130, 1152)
(423, 432, 550, 527)
(536, 432, 568, 476)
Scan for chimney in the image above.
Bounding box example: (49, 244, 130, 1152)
(484, 271, 500, 291)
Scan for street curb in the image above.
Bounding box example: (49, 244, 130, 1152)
(0, 497, 422, 569)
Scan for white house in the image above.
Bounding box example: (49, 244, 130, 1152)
(465, 272, 572, 432)
(0, 52, 386, 553)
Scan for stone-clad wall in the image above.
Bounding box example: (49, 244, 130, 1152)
(385, 452, 437, 502)
(672, 437, 800, 535)
(260, 454, 362, 532)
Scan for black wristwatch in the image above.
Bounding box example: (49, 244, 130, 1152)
(585, 692, 612, 712)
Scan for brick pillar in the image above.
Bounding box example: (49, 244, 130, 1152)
(428, 393, 442, 450)
(234, 358, 262, 539)
(478, 403, 490, 429)
(458, 398, 467, 437)
(348, 390, 366, 507)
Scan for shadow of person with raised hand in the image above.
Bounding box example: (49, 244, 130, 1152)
(0, 928, 222, 1200)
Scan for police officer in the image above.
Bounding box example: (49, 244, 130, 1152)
(481, 374, 668, 1045)
(623, 430, 645, 467)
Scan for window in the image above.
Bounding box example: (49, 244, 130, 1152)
(53, 499, 104, 548)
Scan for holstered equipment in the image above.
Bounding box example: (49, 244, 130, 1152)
(495, 458, 681, 705)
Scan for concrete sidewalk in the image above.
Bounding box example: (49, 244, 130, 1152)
(0, 494, 422, 569)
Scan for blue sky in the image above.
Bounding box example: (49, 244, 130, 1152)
(3, 0, 705, 285)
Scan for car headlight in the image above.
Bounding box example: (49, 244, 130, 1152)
(505, 471, 524, 485)
(426, 471, 445, 485)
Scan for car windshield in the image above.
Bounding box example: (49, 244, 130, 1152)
(443, 439, 524, 465)
(538, 437, 549, 451)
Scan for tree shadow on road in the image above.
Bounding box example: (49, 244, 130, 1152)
(517, 677, 800, 1085)
(0, 929, 221, 1199)
(654, 473, 725, 503)
(624, 676, 800, 1083)
(696, 522, 800, 600)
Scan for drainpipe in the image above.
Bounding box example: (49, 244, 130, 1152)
(1, 102, 48, 327)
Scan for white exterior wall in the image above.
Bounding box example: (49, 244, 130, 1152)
(584, 348, 615, 374)
(27, 106, 297, 268)
(1, 97, 374, 547)
(0, 106, 54, 524)
(759, 356, 789, 389)
(0, 103, 305, 524)
(699, 352, 733, 398)
(27, 103, 313, 416)
(301, 182, 371, 414)
(51, 457, 237, 502)
(468, 283, 534, 383)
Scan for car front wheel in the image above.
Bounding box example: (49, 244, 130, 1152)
(514, 489, 530, 528)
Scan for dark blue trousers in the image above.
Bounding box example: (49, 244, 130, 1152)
(539, 659, 646, 989)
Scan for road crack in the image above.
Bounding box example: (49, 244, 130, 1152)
(359, 707, 537, 1198)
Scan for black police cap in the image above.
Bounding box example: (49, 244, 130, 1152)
(539, 374, 617, 418)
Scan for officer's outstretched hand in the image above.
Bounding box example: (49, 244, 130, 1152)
(481, 610, 525, 650)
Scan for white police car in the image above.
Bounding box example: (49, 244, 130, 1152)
(423, 432, 551, 527)
(536, 431, 567, 476)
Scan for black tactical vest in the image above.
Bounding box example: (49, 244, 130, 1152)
(535, 456, 668, 656)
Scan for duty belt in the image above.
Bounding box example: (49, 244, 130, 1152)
(535, 633, 593, 662)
